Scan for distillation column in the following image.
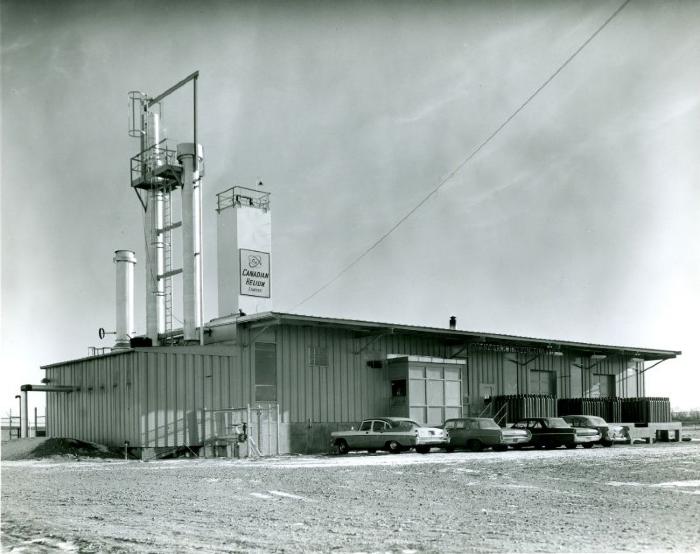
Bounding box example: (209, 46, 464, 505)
(144, 110, 165, 344)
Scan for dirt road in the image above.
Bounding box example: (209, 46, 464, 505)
(2, 442, 699, 552)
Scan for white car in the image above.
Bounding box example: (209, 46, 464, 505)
(331, 417, 448, 454)
(562, 415, 627, 447)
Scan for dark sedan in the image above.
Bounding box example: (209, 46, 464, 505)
(510, 417, 600, 449)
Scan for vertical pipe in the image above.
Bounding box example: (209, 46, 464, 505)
(247, 404, 251, 459)
(34, 406, 37, 436)
(21, 390, 28, 438)
(194, 78, 205, 347)
(144, 109, 164, 344)
(114, 250, 137, 349)
(276, 403, 280, 455)
(177, 142, 203, 343)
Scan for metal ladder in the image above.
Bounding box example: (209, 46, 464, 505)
(161, 189, 173, 344)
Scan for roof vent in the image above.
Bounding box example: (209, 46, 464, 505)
(449, 316, 457, 330)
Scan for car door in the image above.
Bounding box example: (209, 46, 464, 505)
(445, 419, 465, 446)
(527, 420, 544, 445)
(346, 419, 373, 448)
(370, 420, 389, 448)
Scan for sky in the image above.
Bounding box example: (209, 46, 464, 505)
(2, 0, 699, 420)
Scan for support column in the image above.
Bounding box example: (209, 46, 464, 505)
(21, 389, 28, 438)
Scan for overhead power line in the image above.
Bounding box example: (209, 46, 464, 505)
(293, 0, 631, 310)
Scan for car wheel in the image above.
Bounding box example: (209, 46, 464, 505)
(493, 445, 508, 452)
(367, 448, 376, 454)
(466, 440, 483, 452)
(415, 445, 430, 454)
(601, 440, 613, 447)
(336, 440, 349, 455)
(582, 443, 594, 449)
(387, 440, 402, 454)
(565, 443, 577, 449)
(445, 445, 455, 453)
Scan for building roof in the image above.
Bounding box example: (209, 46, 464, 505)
(42, 311, 681, 368)
(214, 311, 681, 361)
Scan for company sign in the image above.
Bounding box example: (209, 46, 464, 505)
(239, 249, 270, 298)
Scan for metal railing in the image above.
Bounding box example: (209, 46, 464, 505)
(216, 186, 270, 212)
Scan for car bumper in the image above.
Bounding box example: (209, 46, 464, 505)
(574, 434, 600, 444)
(415, 436, 449, 446)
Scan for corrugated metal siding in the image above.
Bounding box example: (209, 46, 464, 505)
(44, 323, 649, 449)
(275, 326, 447, 424)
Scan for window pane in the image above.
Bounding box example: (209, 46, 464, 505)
(255, 343, 276, 401)
(426, 366, 443, 380)
(427, 407, 443, 426)
(409, 379, 426, 405)
(409, 366, 425, 379)
(427, 380, 444, 405)
(444, 367, 460, 381)
(445, 381, 461, 406)
(409, 407, 426, 424)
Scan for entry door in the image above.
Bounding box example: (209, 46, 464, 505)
(529, 370, 555, 395)
(593, 374, 615, 397)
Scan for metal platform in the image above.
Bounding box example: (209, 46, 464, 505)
(131, 163, 182, 190)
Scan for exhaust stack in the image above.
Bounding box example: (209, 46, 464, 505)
(449, 316, 457, 330)
(113, 250, 136, 349)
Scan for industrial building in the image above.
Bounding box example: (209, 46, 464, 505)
(24, 74, 682, 457)
(42, 311, 680, 456)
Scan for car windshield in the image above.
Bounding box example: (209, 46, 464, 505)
(479, 419, 501, 430)
(545, 418, 571, 428)
(391, 420, 419, 431)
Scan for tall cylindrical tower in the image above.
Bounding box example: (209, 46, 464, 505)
(113, 250, 137, 349)
(177, 142, 204, 343)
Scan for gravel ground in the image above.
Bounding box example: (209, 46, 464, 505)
(2, 442, 699, 553)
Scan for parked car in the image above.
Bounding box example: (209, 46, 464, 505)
(510, 417, 600, 449)
(561, 415, 626, 447)
(331, 417, 448, 454)
(442, 417, 531, 452)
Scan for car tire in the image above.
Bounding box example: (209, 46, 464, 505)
(445, 445, 455, 453)
(415, 445, 430, 454)
(336, 440, 349, 455)
(582, 443, 594, 449)
(466, 440, 483, 452)
(367, 448, 376, 454)
(493, 445, 508, 452)
(565, 443, 577, 449)
(387, 440, 402, 454)
(601, 440, 613, 447)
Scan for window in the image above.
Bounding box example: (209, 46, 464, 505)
(391, 379, 407, 397)
(359, 421, 372, 431)
(479, 420, 500, 430)
(444, 420, 456, 430)
(308, 346, 328, 367)
(255, 343, 277, 401)
(372, 421, 386, 432)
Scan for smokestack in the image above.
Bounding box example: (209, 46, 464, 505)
(114, 250, 136, 350)
(178, 142, 204, 343)
(449, 316, 457, 330)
